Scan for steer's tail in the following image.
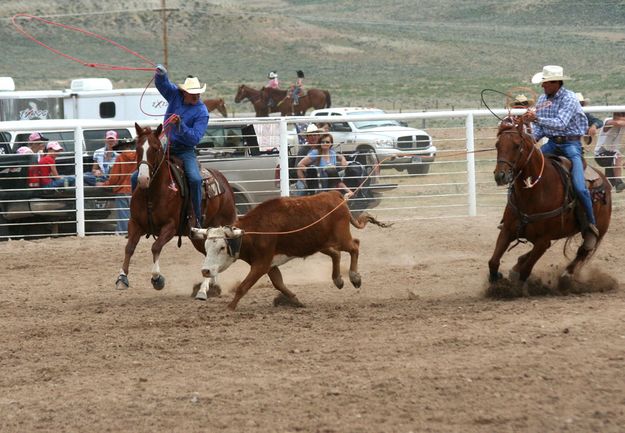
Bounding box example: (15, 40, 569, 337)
(349, 212, 392, 229)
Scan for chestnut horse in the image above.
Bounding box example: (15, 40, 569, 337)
(234, 84, 273, 117)
(116, 123, 237, 300)
(488, 116, 611, 291)
(261, 87, 332, 116)
(203, 98, 228, 117)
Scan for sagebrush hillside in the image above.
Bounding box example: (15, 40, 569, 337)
(2, 0, 625, 111)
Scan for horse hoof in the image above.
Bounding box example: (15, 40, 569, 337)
(508, 270, 520, 282)
(115, 274, 129, 290)
(333, 276, 344, 290)
(273, 294, 305, 308)
(558, 272, 574, 293)
(488, 272, 503, 283)
(195, 291, 208, 301)
(151, 275, 166, 290)
(349, 271, 362, 288)
(207, 285, 221, 297)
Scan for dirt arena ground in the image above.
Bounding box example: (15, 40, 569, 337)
(1, 212, 624, 433)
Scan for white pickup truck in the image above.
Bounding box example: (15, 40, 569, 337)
(310, 107, 436, 174)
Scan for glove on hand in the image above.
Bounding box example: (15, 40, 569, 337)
(155, 64, 167, 76)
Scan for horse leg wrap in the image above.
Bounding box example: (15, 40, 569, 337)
(116, 274, 129, 290)
(151, 275, 166, 290)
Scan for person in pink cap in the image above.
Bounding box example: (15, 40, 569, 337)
(84, 130, 119, 186)
(35, 141, 75, 188)
(16, 132, 48, 157)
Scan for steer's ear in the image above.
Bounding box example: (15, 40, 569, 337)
(224, 226, 244, 239)
(190, 227, 209, 239)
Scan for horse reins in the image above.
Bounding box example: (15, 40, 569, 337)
(497, 127, 545, 189)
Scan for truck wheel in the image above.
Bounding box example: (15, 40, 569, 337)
(233, 190, 251, 216)
(407, 163, 431, 175)
(0, 214, 8, 239)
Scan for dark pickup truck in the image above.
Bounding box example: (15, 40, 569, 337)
(0, 152, 116, 238)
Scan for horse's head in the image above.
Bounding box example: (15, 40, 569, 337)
(216, 98, 227, 117)
(493, 116, 535, 186)
(234, 85, 245, 103)
(134, 122, 164, 189)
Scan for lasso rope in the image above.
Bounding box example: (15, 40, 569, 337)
(11, 13, 156, 71)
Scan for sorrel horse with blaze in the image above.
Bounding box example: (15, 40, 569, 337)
(261, 87, 331, 116)
(488, 116, 611, 292)
(203, 98, 228, 117)
(116, 123, 237, 300)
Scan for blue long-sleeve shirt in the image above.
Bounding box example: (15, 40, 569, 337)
(155, 73, 209, 152)
(532, 86, 588, 141)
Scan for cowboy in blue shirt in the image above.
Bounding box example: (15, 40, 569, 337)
(132, 65, 209, 228)
(526, 65, 599, 248)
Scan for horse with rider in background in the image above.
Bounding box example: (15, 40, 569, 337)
(234, 84, 273, 117)
(261, 86, 331, 116)
(115, 123, 237, 300)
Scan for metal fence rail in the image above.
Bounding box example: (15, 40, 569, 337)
(1, 106, 624, 239)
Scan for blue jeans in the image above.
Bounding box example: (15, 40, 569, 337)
(83, 172, 107, 186)
(115, 196, 130, 233)
(130, 151, 202, 225)
(541, 139, 596, 225)
(45, 176, 75, 188)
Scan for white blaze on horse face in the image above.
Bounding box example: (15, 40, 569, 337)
(201, 227, 237, 278)
(137, 140, 150, 188)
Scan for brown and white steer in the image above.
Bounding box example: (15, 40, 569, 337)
(191, 191, 389, 310)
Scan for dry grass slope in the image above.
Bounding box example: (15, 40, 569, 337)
(1, 0, 625, 110)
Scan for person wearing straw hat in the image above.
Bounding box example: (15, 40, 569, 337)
(525, 65, 599, 247)
(152, 64, 209, 228)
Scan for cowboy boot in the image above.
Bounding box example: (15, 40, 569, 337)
(582, 223, 600, 250)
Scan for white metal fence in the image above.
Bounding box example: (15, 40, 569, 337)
(1, 106, 624, 240)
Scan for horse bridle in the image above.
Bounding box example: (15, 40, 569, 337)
(496, 126, 542, 187)
(137, 139, 167, 186)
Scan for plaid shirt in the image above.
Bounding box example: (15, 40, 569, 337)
(532, 86, 588, 141)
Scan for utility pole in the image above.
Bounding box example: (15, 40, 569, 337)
(154, 0, 178, 69)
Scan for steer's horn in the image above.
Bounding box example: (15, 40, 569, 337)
(224, 226, 244, 238)
(190, 227, 209, 239)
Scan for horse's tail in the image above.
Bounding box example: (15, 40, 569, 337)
(324, 91, 332, 108)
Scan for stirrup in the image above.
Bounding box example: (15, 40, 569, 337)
(587, 223, 599, 238)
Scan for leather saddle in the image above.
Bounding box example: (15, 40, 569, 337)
(549, 155, 604, 190)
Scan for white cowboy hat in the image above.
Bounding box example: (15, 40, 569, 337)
(531, 65, 571, 84)
(305, 123, 322, 134)
(575, 92, 586, 102)
(179, 76, 206, 94)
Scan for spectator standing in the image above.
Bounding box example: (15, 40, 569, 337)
(594, 111, 625, 192)
(98, 139, 136, 234)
